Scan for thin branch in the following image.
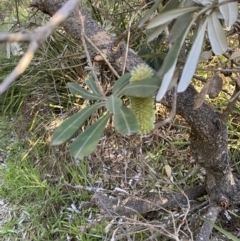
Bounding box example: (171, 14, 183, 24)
(0, 0, 78, 95)
(77, 9, 105, 96)
(197, 67, 240, 72)
(84, 35, 120, 78)
(0, 32, 32, 43)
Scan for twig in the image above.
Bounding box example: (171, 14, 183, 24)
(0, 32, 32, 43)
(84, 35, 120, 78)
(197, 67, 240, 72)
(77, 9, 105, 96)
(0, 0, 78, 95)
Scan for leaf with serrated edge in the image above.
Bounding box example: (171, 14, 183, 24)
(67, 83, 104, 100)
(156, 61, 177, 101)
(207, 11, 228, 55)
(106, 95, 122, 114)
(178, 19, 208, 93)
(51, 102, 105, 145)
(119, 77, 161, 97)
(147, 6, 200, 29)
(70, 113, 111, 159)
(112, 73, 131, 95)
(114, 105, 139, 135)
(219, 0, 238, 27)
(86, 77, 102, 96)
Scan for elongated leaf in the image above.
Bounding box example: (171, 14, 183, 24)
(158, 21, 192, 77)
(138, 0, 163, 28)
(156, 61, 177, 101)
(162, 0, 180, 12)
(207, 11, 228, 55)
(178, 19, 208, 93)
(114, 105, 139, 135)
(167, 66, 180, 91)
(112, 73, 131, 95)
(67, 83, 104, 100)
(147, 6, 200, 29)
(86, 77, 102, 96)
(70, 113, 111, 159)
(51, 102, 105, 145)
(148, 22, 170, 43)
(106, 95, 122, 114)
(192, 0, 211, 5)
(219, 0, 238, 27)
(168, 12, 192, 44)
(119, 77, 161, 97)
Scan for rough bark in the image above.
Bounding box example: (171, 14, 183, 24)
(31, 0, 240, 239)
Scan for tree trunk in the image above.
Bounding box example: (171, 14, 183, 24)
(31, 0, 240, 239)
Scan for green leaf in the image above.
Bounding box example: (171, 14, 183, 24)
(67, 83, 104, 100)
(112, 73, 131, 95)
(219, 0, 238, 27)
(141, 0, 180, 30)
(147, 22, 170, 43)
(86, 77, 102, 96)
(156, 61, 177, 101)
(114, 105, 139, 135)
(178, 18, 208, 92)
(158, 21, 192, 77)
(168, 12, 192, 44)
(106, 95, 122, 114)
(119, 77, 161, 97)
(51, 102, 105, 145)
(207, 11, 228, 55)
(147, 6, 200, 29)
(168, 0, 197, 44)
(138, 0, 163, 28)
(70, 113, 111, 159)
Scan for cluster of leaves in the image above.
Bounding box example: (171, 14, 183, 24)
(52, 0, 240, 160)
(140, 0, 238, 101)
(51, 73, 160, 159)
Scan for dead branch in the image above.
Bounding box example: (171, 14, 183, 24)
(0, 0, 78, 95)
(91, 185, 207, 217)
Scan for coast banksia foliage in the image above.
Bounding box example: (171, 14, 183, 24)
(130, 64, 155, 134)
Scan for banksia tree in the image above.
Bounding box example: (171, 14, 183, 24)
(130, 64, 155, 134)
